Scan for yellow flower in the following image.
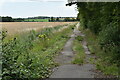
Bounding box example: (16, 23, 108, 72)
(41, 35, 44, 37)
(38, 35, 41, 37)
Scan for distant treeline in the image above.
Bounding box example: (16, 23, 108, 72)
(49, 17, 79, 22)
(0, 16, 24, 22)
(0, 16, 79, 22)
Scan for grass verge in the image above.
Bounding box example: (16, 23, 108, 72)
(72, 36, 85, 65)
(79, 27, 119, 76)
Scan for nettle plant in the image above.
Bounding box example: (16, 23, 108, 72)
(2, 30, 37, 79)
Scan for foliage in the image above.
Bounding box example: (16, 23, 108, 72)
(49, 17, 55, 22)
(0, 16, 78, 22)
(64, 17, 78, 22)
(79, 27, 119, 76)
(13, 18, 24, 22)
(96, 59, 119, 76)
(76, 2, 120, 76)
(1, 16, 14, 22)
(2, 24, 75, 79)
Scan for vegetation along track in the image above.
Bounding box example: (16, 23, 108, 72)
(50, 23, 118, 78)
(2, 23, 76, 79)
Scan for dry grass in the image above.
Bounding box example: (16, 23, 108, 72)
(1, 22, 75, 35)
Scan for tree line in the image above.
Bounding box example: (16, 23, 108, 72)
(0, 16, 79, 22)
(49, 17, 79, 22)
(0, 16, 24, 22)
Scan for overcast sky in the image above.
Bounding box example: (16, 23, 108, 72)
(0, 0, 78, 18)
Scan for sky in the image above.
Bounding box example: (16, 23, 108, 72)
(0, 0, 78, 18)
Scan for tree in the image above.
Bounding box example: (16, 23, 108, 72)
(76, 2, 120, 63)
(56, 17, 59, 22)
(2, 16, 14, 22)
(13, 18, 24, 22)
(50, 17, 54, 22)
(64, 17, 70, 22)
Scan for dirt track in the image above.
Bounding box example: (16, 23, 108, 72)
(50, 23, 96, 78)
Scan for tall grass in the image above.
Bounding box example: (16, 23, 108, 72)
(80, 28, 119, 76)
(1, 24, 75, 79)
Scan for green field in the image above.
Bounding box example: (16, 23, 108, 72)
(24, 19, 49, 22)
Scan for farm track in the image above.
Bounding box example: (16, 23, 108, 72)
(50, 23, 96, 78)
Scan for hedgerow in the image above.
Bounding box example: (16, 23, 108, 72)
(76, 2, 120, 75)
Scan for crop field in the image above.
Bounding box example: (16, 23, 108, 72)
(1, 22, 74, 35)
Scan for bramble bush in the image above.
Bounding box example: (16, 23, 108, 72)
(2, 24, 75, 79)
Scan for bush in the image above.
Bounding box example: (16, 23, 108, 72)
(2, 24, 75, 79)
(99, 22, 120, 63)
